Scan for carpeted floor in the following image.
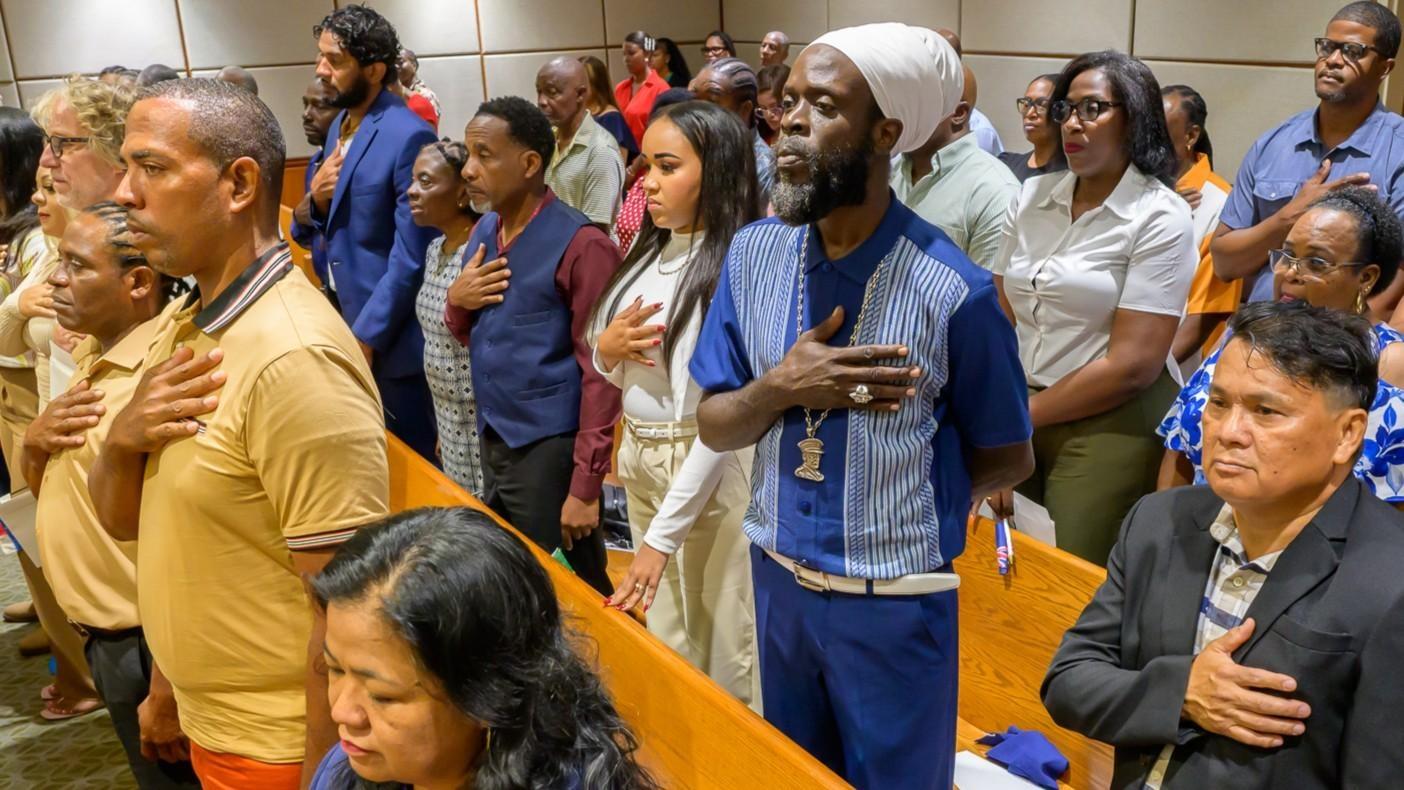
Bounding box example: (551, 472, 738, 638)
(0, 545, 135, 789)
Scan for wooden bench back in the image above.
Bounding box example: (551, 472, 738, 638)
(386, 435, 848, 789)
(278, 204, 323, 289)
(953, 518, 1114, 788)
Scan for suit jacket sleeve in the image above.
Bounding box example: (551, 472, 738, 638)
(289, 150, 324, 248)
(1342, 591, 1404, 785)
(1041, 497, 1197, 748)
(350, 125, 440, 352)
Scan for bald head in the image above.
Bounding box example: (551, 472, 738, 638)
(536, 56, 589, 128)
(216, 65, 259, 96)
(937, 28, 962, 57)
(761, 31, 791, 66)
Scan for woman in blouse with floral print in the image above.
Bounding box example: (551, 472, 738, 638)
(1158, 186, 1404, 502)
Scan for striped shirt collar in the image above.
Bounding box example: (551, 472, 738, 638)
(186, 244, 294, 333)
(1209, 505, 1284, 575)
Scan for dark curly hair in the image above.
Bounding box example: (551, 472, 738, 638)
(1051, 50, 1177, 186)
(314, 5, 401, 87)
(1334, 1, 1401, 59)
(1309, 184, 1403, 297)
(312, 508, 657, 790)
(474, 96, 555, 172)
(1227, 300, 1377, 412)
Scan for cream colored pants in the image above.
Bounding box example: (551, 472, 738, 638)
(617, 423, 760, 709)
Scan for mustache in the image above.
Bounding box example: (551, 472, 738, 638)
(774, 139, 812, 159)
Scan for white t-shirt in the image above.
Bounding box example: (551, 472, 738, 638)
(993, 165, 1196, 389)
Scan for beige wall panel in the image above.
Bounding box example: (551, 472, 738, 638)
(1133, 0, 1337, 65)
(603, 0, 719, 45)
(192, 65, 322, 156)
(724, 0, 829, 44)
(17, 79, 67, 109)
(0, 83, 19, 108)
(962, 0, 1132, 55)
(964, 54, 1072, 157)
(352, 0, 481, 56)
(483, 49, 607, 103)
(416, 55, 487, 140)
(1144, 60, 1315, 180)
(827, 0, 959, 31)
(0, 8, 13, 83)
(180, 0, 334, 69)
(3, 0, 186, 78)
(477, 0, 605, 53)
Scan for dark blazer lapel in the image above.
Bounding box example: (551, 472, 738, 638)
(1235, 481, 1356, 657)
(328, 90, 392, 221)
(1160, 513, 1220, 656)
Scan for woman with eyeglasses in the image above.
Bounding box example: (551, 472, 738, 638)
(614, 31, 668, 146)
(755, 64, 789, 146)
(700, 30, 736, 63)
(1158, 186, 1404, 499)
(997, 73, 1066, 183)
(988, 51, 1196, 565)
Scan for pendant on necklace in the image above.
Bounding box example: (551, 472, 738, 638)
(794, 437, 825, 482)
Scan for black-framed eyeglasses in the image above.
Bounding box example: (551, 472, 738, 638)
(1269, 248, 1370, 282)
(701, 45, 729, 56)
(1049, 98, 1123, 124)
(46, 134, 93, 161)
(1015, 97, 1051, 116)
(755, 105, 783, 120)
(1315, 37, 1383, 63)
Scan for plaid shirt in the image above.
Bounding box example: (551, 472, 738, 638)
(1143, 505, 1284, 788)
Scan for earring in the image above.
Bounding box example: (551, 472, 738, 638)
(1357, 290, 1369, 314)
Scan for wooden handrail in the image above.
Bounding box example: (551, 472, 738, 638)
(387, 433, 849, 789)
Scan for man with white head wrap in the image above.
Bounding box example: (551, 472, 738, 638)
(690, 22, 1034, 789)
(892, 32, 1020, 269)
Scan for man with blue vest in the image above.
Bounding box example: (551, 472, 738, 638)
(446, 97, 622, 595)
(291, 6, 439, 460)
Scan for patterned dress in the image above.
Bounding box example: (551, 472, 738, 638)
(1158, 322, 1404, 502)
(415, 236, 485, 496)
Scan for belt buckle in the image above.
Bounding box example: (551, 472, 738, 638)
(793, 565, 831, 593)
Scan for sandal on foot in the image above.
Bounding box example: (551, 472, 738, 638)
(40, 697, 103, 721)
(40, 684, 56, 701)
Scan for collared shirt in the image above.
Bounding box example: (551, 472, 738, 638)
(137, 246, 388, 762)
(1143, 505, 1283, 789)
(1220, 103, 1404, 302)
(1179, 154, 1237, 321)
(546, 112, 625, 229)
(689, 197, 1031, 579)
(969, 108, 1005, 156)
(753, 128, 776, 204)
(34, 318, 158, 631)
(614, 71, 669, 147)
(994, 166, 1197, 388)
(893, 134, 1020, 269)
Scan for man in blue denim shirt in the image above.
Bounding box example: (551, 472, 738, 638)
(1211, 2, 1404, 307)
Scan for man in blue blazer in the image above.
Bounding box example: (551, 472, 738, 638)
(292, 5, 438, 459)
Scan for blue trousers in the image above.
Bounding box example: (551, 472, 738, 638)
(376, 371, 438, 464)
(751, 545, 959, 790)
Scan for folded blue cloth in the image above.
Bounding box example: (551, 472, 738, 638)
(975, 726, 1068, 790)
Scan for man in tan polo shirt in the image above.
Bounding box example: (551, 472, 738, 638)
(89, 79, 388, 789)
(23, 202, 198, 788)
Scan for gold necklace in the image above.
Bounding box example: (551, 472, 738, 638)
(792, 226, 890, 482)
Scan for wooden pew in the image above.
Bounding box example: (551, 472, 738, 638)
(386, 434, 849, 789)
(278, 204, 323, 289)
(954, 518, 1114, 788)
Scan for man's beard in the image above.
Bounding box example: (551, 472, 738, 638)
(329, 73, 372, 109)
(771, 136, 874, 226)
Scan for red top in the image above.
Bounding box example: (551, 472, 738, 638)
(444, 191, 622, 501)
(613, 70, 669, 146)
(406, 93, 439, 132)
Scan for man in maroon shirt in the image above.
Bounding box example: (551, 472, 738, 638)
(445, 96, 621, 594)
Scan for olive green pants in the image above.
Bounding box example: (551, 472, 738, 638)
(1016, 370, 1179, 567)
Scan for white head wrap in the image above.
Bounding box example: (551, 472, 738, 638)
(806, 23, 963, 153)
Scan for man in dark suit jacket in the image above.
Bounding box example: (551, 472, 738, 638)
(291, 6, 438, 459)
(1043, 301, 1404, 789)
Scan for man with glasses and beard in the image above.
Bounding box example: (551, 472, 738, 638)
(689, 23, 1034, 790)
(291, 5, 439, 461)
(1211, 2, 1404, 309)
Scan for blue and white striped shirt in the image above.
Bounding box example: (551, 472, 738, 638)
(689, 197, 1031, 579)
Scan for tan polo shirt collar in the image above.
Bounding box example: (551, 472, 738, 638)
(185, 244, 294, 333)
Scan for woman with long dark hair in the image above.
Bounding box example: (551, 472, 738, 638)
(309, 508, 656, 790)
(988, 51, 1196, 565)
(590, 101, 761, 705)
(580, 55, 637, 162)
(649, 37, 692, 89)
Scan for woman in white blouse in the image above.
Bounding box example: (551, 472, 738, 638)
(989, 52, 1196, 565)
(590, 101, 761, 704)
